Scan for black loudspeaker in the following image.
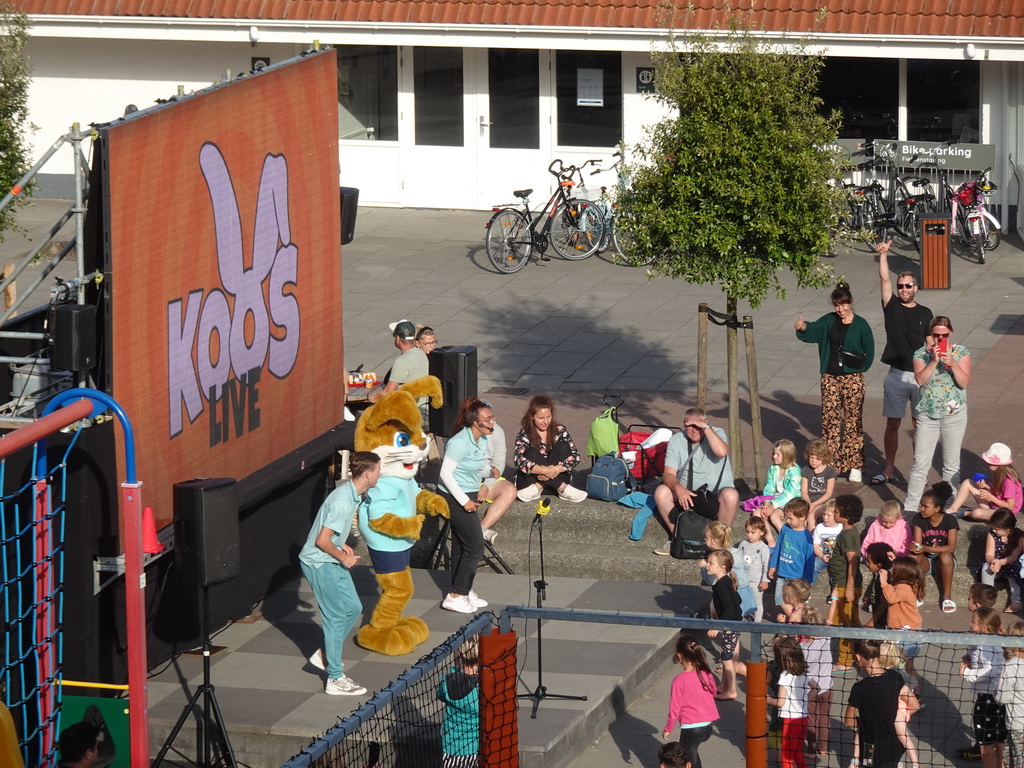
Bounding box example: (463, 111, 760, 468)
(173, 478, 240, 587)
(51, 303, 97, 371)
(428, 346, 478, 438)
(340, 187, 359, 245)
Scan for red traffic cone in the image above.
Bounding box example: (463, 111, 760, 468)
(142, 506, 164, 554)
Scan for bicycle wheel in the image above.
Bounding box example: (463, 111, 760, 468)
(985, 228, 1001, 251)
(485, 208, 531, 274)
(550, 198, 604, 260)
(612, 221, 654, 266)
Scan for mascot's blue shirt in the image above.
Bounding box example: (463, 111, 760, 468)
(359, 475, 418, 552)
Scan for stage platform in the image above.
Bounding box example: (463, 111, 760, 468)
(146, 568, 710, 768)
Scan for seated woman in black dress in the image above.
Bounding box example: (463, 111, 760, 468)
(513, 395, 587, 503)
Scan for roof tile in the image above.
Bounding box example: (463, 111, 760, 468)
(13, 0, 1024, 38)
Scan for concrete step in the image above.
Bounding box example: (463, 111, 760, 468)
(353, 477, 1000, 612)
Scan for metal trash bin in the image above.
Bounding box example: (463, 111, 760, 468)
(919, 214, 951, 290)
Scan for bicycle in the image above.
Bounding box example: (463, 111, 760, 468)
(950, 168, 1001, 264)
(484, 159, 605, 274)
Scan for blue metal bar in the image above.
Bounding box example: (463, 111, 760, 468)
(39, 388, 137, 482)
(498, 605, 1024, 648)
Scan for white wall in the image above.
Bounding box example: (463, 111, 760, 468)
(25, 37, 301, 166)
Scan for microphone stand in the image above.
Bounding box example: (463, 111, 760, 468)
(518, 499, 587, 718)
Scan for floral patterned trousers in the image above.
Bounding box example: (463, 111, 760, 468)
(820, 372, 865, 474)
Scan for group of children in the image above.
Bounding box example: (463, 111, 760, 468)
(660, 440, 1024, 767)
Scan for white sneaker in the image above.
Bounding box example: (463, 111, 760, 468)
(654, 540, 672, 556)
(848, 468, 862, 483)
(558, 484, 587, 503)
(308, 649, 325, 672)
(442, 593, 477, 613)
(482, 527, 497, 545)
(325, 675, 367, 696)
(517, 485, 542, 502)
(468, 590, 489, 608)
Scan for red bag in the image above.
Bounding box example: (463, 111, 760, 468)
(619, 429, 668, 481)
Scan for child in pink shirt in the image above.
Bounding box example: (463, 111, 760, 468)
(663, 633, 719, 768)
(861, 500, 913, 558)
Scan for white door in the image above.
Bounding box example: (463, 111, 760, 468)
(475, 49, 554, 210)
(400, 48, 552, 210)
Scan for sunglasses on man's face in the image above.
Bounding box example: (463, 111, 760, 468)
(896, 283, 915, 289)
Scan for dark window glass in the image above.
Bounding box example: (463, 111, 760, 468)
(414, 48, 464, 147)
(337, 46, 398, 141)
(489, 49, 540, 150)
(555, 51, 622, 147)
(907, 60, 980, 143)
(819, 58, 899, 140)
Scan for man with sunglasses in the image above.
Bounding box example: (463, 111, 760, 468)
(653, 407, 738, 555)
(873, 239, 932, 486)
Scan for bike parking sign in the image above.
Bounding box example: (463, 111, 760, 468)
(873, 140, 994, 172)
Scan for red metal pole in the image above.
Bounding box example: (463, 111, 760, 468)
(34, 479, 54, 760)
(121, 481, 150, 767)
(0, 399, 93, 460)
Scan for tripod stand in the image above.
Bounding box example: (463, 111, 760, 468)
(518, 499, 587, 719)
(152, 584, 238, 768)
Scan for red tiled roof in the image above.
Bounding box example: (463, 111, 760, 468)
(13, 0, 1024, 36)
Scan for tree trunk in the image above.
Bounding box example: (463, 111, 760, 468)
(726, 294, 742, 484)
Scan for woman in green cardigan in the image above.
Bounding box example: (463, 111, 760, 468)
(794, 282, 874, 483)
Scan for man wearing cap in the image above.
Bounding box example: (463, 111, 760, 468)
(872, 239, 932, 487)
(371, 319, 430, 418)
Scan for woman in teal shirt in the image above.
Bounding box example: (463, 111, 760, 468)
(795, 282, 874, 483)
(438, 399, 493, 614)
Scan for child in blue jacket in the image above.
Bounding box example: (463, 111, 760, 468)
(768, 498, 815, 612)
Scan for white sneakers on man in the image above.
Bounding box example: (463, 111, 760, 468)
(558, 484, 587, 503)
(482, 527, 497, 545)
(325, 676, 367, 696)
(468, 590, 488, 608)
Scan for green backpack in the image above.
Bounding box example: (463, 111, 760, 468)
(586, 407, 620, 459)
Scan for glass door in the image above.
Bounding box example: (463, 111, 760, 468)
(475, 49, 552, 210)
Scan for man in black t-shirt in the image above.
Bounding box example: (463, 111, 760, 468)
(874, 240, 932, 486)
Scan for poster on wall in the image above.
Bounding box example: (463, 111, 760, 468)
(101, 50, 343, 530)
(577, 68, 604, 107)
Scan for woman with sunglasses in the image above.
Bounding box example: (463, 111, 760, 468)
(903, 315, 972, 514)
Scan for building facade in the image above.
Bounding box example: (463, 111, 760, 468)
(15, 1, 1024, 221)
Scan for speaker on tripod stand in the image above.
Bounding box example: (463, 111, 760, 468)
(153, 478, 240, 768)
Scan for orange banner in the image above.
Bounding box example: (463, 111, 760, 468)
(104, 50, 342, 529)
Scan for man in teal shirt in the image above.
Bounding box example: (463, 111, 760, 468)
(300, 451, 380, 695)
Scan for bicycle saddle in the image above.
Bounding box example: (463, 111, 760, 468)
(514, 189, 533, 199)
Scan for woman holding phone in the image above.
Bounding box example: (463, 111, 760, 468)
(903, 315, 972, 514)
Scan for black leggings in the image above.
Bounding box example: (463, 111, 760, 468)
(515, 442, 572, 491)
(678, 723, 713, 768)
(443, 493, 484, 597)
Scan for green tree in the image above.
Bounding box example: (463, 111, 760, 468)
(0, 2, 32, 241)
(619, 18, 847, 480)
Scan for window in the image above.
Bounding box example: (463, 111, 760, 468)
(555, 52, 622, 147)
(414, 48, 464, 147)
(819, 58, 899, 140)
(907, 60, 980, 143)
(337, 46, 398, 141)
(489, 49, 539, 150)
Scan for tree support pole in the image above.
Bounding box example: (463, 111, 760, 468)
(743, 316, 764, 489)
